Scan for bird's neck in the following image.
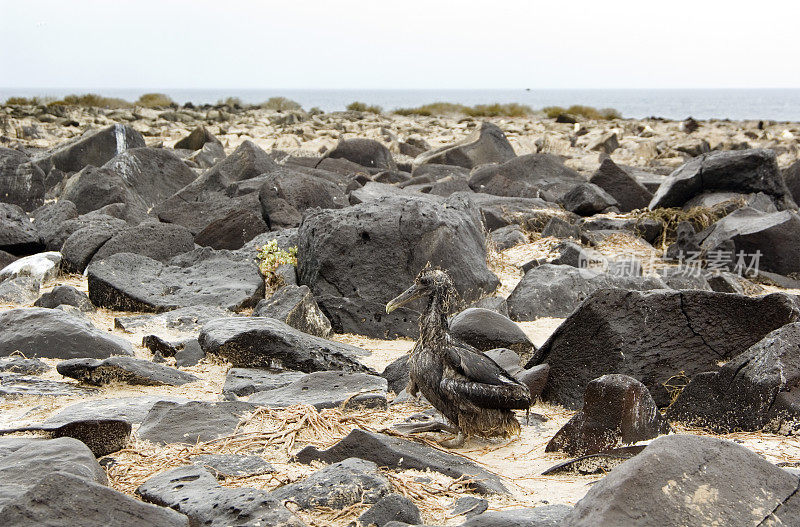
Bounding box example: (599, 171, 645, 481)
(419, 294, 448, 349)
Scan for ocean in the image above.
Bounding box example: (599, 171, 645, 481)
(2, 88, 800, 122)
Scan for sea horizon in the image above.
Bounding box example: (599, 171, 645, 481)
(2, 87, 800, 122)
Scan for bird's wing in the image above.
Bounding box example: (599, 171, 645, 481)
(444, 339, 518, 386)
(441, 343, 531, 410)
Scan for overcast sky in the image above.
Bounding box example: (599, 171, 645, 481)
(2, 0, 799, 90)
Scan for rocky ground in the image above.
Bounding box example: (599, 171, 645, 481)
(1, 103, 800, 526)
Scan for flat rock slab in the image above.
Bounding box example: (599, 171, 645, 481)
(222, 368, 306, 397)
(87, 250, 264, 313)
(56, 357, 199, 387)
(295, 429, 509, 495)
(115, 305, 233, 333)
(459, 505, 573, 527)
(199, 316, 372, 373)
(0, 307, 133, 360)
(0, 437, 107, 508)
(43, 396, 189, 428)
(136, 465, 303, 527)
(1, 471, 189, 527)
(248, 371, 388, 409)
(270, 457, 391, 510)
(0, 373, 97, 398)
(137, 401, 253, 445)
(191, 454, 275, 478)
(0, 356, 50, 375)
(0, 276, 40, 304)
(564, 434, 800, 526)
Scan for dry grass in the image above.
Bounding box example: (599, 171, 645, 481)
(635, 201, 742, 251)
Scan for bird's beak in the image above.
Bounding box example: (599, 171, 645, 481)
(386, 284, 425, 314)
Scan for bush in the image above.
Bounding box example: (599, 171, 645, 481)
(261, 96, 302, 112)
(394, 102, 469, 116)
(346, 101, 382, 114)
(136, 93, 174, 108)
(394, 102, 531, 117)
(218, 96, 243, 108)
(543, 104, 622, 120)
(308, 106, 324, 115)
(4, 96, 53, 106)
(466, 102, 532, 117)
(48, 93, 131, 108)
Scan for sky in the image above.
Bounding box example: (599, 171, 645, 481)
(1, 0, 799, 90)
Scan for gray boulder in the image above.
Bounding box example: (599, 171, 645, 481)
(1, 472, 189, 527)
(649, 149, 797, 211)
(0, 203, 42, 256)
(506, 264, 666, 321)
(413, 122, 515, 170)
(199, 316, 371, 372)
(33, 124, 145, 174)
(589, 158, 653, 212)
(546, 374, 669, 456)
(248, 371, 387, 409)
(87, 249, 264, 312)
(0, 147, 46, 211)
(667, 322, 800, 433)
(528, 288, 800, 408)
(297, 195, 499, 338)
(0, 307, 133, 359)
(56, 357, 199, 386)
(137, 401, 253, 445)
(136, 465, 303, 527)
(270, 458, 391, 510)
(252, 285, 331, 337)
(564, 434, 800, 526)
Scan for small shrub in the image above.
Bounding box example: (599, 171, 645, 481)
(542, 106, 566, 118)
(466, 102, 532, 117)
(136, 93, 174, 108)
(394, 102, 530, 117)
(394, 102, 468, 116)
(346, 101, 382, 114)
(48, 93, 131, 108)
(261, 96, 302, 111)
(5, 96, 52, 106)
(257, 240, 298, 288)
(218, 96, 243, 108)
(308, 106, 324, 115)
(542, 104, 622, 121)
(599, 107, 622, 120)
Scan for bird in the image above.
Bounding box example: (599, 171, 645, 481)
(386, 265, 531, 448)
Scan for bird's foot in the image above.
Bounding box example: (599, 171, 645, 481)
(393, 420, 459, 435)
(438, 431, 466, 449)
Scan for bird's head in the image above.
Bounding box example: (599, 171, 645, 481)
(386, 265, 455, 314)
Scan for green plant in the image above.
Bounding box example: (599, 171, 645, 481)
(346, 101, 382, 114)
(261, 96, 302, 111)
(257, 240, 298, 287)
(136, 93, 174, 108)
